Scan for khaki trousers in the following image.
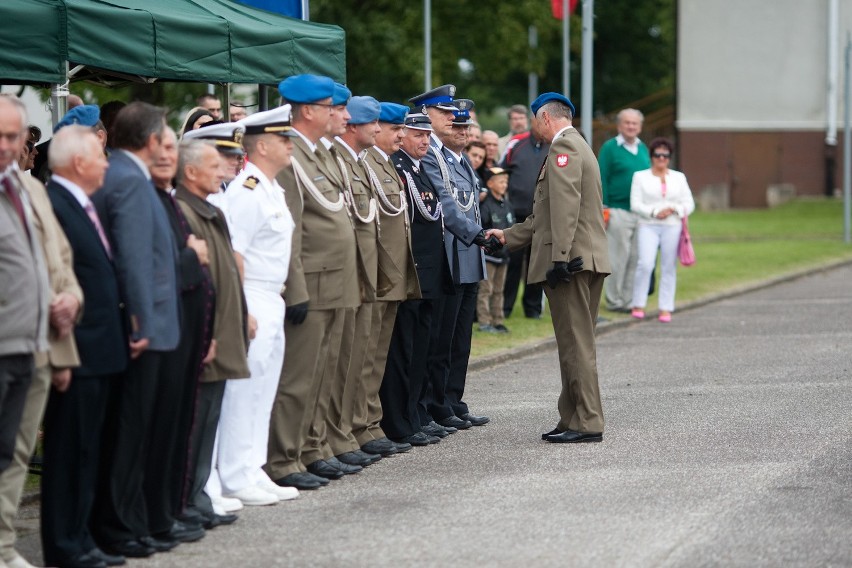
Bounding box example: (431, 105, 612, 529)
(327, 303, 373, 456)
(266, 307, 344, 479)
(0, 363, 49, 561)
(476, 262, 508, 326)
(544, 271, 606, 433)
(352, 301, 398, 445)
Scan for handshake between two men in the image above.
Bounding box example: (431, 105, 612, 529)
(482, 229, 584, 289)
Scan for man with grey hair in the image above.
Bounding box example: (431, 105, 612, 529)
(0, 94, 55, 568)
(42, 124, 127, 568)
(598, 108, 650, 312)
(488, 93, 610, 445)
(174, 139, 250, 528)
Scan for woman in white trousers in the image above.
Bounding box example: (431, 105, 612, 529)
(629, 138, 695, 322)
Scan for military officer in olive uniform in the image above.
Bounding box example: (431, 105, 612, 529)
(355, 102, 420, 456)
(489, 93, 611, 444)
(266, 75, 361, 490)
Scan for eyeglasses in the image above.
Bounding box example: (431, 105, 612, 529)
(652, 153, 671, 159)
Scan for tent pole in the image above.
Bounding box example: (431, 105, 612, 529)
(223, 84, 231, 120)
(50, 61, 70, 129)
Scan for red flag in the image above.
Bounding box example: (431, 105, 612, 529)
(551, 0, 579, 19)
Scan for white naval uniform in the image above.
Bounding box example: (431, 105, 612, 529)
(215, 161, 294, 494)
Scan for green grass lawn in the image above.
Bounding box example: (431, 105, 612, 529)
(472, 198, 852, 359)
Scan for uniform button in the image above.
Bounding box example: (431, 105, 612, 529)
(119, 302, 125, 309)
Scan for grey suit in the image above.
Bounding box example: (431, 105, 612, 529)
(420, 136, 486, 423)
(91, 149, 182, 545)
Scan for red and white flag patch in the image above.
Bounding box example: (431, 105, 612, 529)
(556, 154, 569, 167)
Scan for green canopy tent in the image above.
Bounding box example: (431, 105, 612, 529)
(0, 0, 345, 120)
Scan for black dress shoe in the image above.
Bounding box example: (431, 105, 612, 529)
(544, 430, 603, 443)
(460, 412, 490, 426)
(361, 438, 398, 456)
(421, 422, 448, 438)
(88, 547, 126, 566)
(307, 459, 345, 479)
(102, 540, 155, 558)
(437, 415, 472, 430)
(389, 439, 412, 453)
(157, 520, 205, 543)
(326, 455, 362, 475)
(391, 432, 433, 446)
(214, 513, 238, 526)
(353, 449, 382, 464)
(541, 427, 560, 440)
(336, 451, 370, 466)
(68, 550, 107, 568)
(139, 535, 178, 552)
(276, 471, 324, 489)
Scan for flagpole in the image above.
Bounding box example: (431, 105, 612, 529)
(581, 0, 593, 143)
(562, 0, 570, 97)
(424, 0, 432, 91)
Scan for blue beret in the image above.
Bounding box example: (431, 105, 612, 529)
(378, 102, 408, 124)
(332, 83, 352, 106)
(530, 92, 575, 117)
(346, 96, 381, 125)
(278, 74, 335, 104)
(53, 104, 100, 133)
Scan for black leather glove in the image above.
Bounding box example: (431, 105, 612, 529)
(545, 256, 584, 288)
(285, 301, 309, 325)
(472, 230, 490, 247)
(482, 235, 504, 255)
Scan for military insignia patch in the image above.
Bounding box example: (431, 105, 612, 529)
(243, 176, 259, 190)
(556, 154, 569, 167)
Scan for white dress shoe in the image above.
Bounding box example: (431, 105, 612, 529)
(223, 486, 278, 506)
(212, 495, 244, 513)
(257, 476, 300, 501)
(4, 551, 36, 568)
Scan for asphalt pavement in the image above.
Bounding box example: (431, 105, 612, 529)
(14, 265, 852, 567)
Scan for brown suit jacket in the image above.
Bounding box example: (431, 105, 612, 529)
(277, 136, 360, 310)
(20, 173, 82, 369)
(504, 127, 611, 282)
(363, 148, 420, 301)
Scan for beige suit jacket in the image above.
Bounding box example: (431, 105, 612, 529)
(20, 173, 82, 369)
(505, 127, 611, 283)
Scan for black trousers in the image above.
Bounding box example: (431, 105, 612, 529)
(41, 373, 113, 565)
(182, 380, 226, 521)
(379, 299, 434, 439)
(0, 354, 33, 473)
(146, 289, 207, 535)
(423, 283, 477, 422)
(446, 282, 478, 417)
(93, 350, 167, 544)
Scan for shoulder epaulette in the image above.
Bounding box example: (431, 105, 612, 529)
(243, 176, 259, 190)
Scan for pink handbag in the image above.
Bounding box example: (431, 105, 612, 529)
(678, 217, 696, 266)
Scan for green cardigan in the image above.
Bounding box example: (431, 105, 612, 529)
(598, 137, 650, 210)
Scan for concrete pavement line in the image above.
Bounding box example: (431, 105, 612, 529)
(469, 256, 852, 373)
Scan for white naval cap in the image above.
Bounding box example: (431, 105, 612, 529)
(237, 104, 297, 137)
(183, 121, 246, 155)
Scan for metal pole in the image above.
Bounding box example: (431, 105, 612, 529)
(827, 0, 840, 197)
(424, 0, 432, 91)
(301, 0, 310, 20)
(50, 61, 70, 129)
(562, 0, 570, 97)
(581, 0, 593, 144)
(843, 32, 851, 243)
(528, 25, 538, 105)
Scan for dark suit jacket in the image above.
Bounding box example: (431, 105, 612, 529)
(393, 150, 452, 300)
(91, 150, 180, 351)
(47, 179, 128, 377)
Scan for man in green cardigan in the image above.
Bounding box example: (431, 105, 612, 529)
(597, 109, 651, 312)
